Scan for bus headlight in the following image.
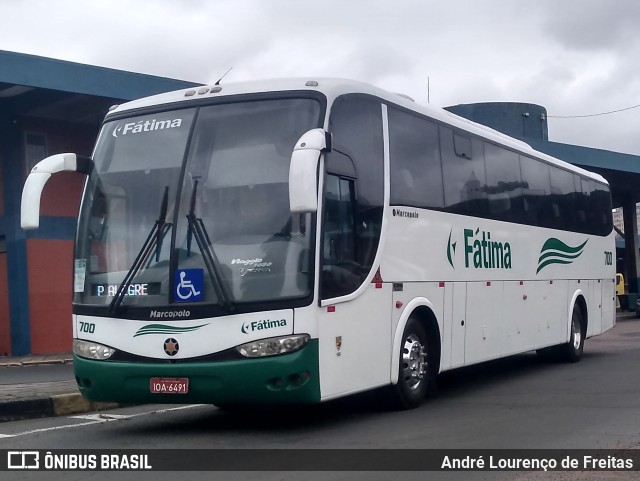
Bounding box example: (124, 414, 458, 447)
(236, 334, 310, 358)
(73, 339, 116, 360)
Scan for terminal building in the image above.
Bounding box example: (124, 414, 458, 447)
(1, 49, 639, 356)
(0, 50, 199, 356)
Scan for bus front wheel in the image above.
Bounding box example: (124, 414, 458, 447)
(391, 318, 431, 410)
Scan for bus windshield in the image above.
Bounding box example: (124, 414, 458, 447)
(74, 97, 321, 312)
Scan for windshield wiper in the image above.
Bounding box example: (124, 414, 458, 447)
(186, 179, 234, 312)
(155, 186, 169, 262)
(109, 186, 172, 314)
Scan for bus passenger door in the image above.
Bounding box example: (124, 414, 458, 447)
(317, 172, 392, 399)
(317, 284, 393, 399)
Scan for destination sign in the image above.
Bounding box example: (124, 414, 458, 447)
(91, 283, 161, 297)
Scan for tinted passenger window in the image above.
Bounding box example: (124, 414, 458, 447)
(549, 167, 576, 230)
(454, 134, 472, 159)
(591, 181, 613, 235)
(382, 105, 612, 237)
(330, 95, 384, 209)
(520, 156, 551, 227)
(389, 108, 443, 208)
(441, 128, 487, 217)
(574, 175, 590, 233)
(484, 143, 523, 222)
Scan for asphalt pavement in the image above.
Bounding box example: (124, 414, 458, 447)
(1, 310, 637, 422)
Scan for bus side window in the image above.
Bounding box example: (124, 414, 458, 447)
(484, 142, 523, 223)
(441, 128, 487, 218)
(549, 166, 576, 230)
(388, 107, 443, 209)
(591, 181, 612, 235)
(574, 175, 590, 234)
(520, 154, 550, 228)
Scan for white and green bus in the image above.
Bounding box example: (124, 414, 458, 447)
(21, 78, 615, 409)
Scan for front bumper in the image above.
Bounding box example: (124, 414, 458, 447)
(74, 339, 320, 405)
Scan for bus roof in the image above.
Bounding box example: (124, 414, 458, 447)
(106, 77, 608, 185)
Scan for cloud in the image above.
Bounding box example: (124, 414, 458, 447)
(540, 0, 640, 51)
(0, 0, 638, 155)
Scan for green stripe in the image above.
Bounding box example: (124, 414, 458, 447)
(538, 250, 583, 264)
(134, 323, 209, 337)
(536, 238, 588, 274)
(537, 258, 574, 274)
(539, 238, 588, 255)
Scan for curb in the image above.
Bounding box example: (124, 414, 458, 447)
(0, 393, 121, 422)
(0, 358, 73, 368)
(51, 393, 120, 417)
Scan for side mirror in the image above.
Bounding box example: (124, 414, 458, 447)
(21, 153, 93, 229)
(289, 129, 332, 213)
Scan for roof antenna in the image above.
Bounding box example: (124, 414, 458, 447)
(214, 67, 233, 86)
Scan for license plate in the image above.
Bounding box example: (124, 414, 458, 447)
(150, 377, 189, 394)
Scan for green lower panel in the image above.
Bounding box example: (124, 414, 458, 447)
(74, 340, 320, 405)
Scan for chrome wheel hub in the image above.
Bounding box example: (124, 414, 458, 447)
(572, 318, 582, 350)
(401, 334, 427, 391)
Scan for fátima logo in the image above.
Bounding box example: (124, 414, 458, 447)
(447, 227, 512, 270)
(112, 118, 183, 138)
(447, 229, 457, 269)
(241, 319, 287, 334)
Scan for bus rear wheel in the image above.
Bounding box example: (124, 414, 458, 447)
(390, 318, 431, 410)
(558, 308, 585, 363)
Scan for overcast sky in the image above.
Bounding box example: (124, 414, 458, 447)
(1, 0, 639, 155)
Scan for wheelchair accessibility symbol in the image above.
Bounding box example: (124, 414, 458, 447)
(174, 269, 204, 302)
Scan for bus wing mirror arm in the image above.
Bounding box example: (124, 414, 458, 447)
(289, 129, 331, 214)
(21, 153, 94, 230)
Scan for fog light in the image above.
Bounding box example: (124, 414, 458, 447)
(236, 334, 310, 358)
(73, 339, 116, 360)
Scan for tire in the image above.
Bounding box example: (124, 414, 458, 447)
(390, 317, 432, 410)
(558, 307, 585, 363)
